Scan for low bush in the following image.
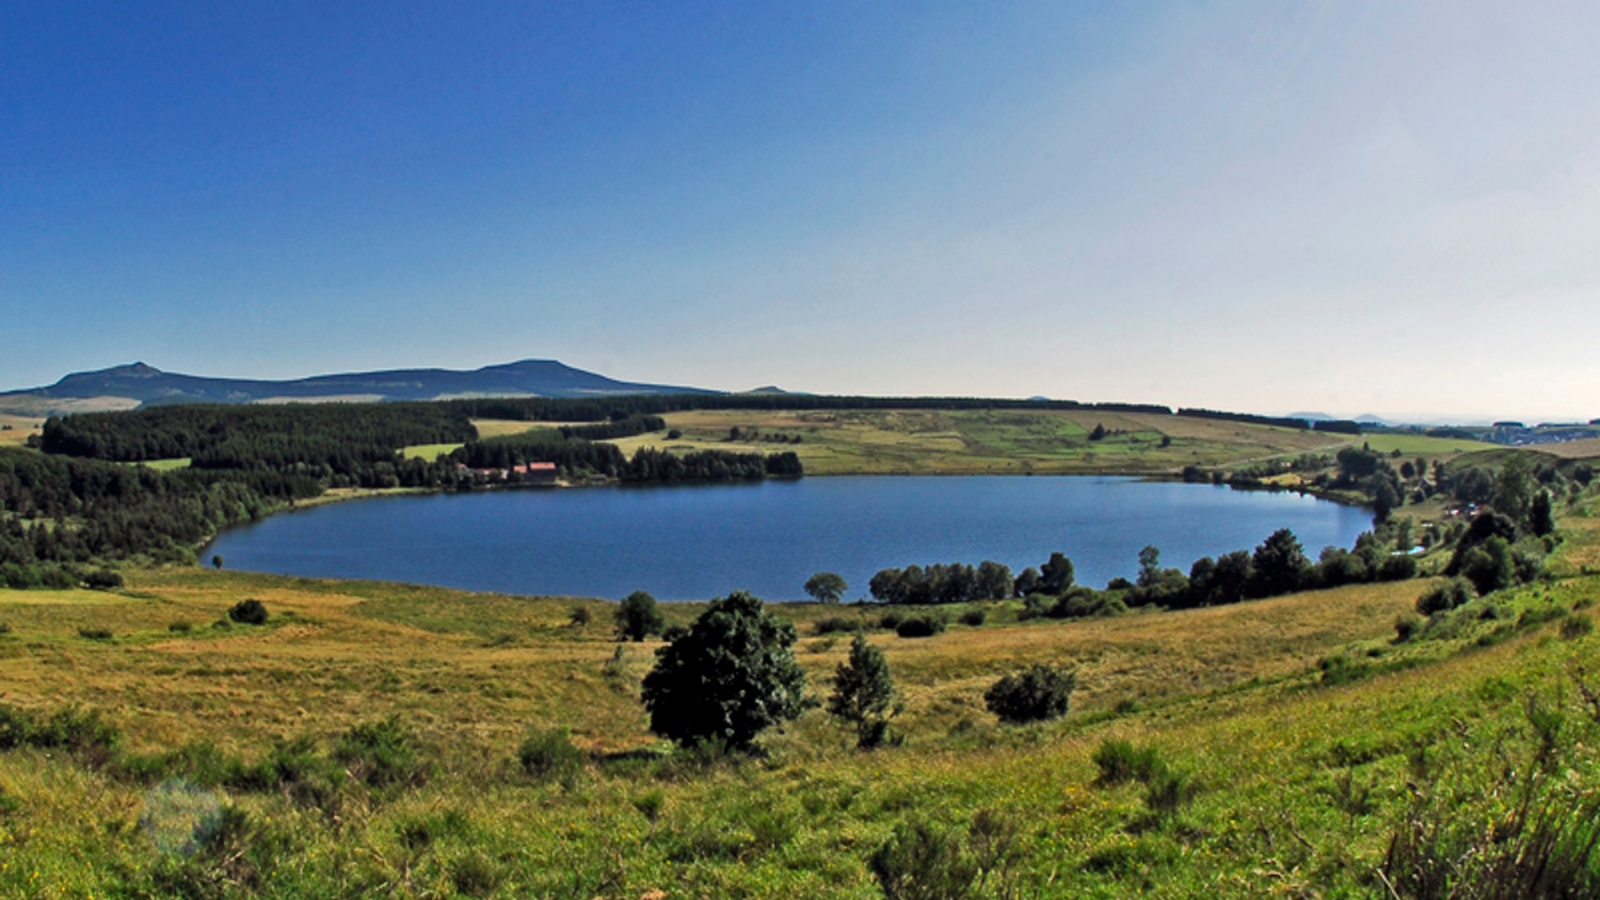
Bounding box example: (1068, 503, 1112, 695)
(334, 716, 427, 789)
(1143, 765, 1198, 817)
(1416, 578, 1474, 616)
(518, 727, 584, 784)
(228, 599, 269, 625)
(1560, 614, 1594, 641)
(82, 568, 124, 590)
(167, 621, 193, 634)
(814, 615, 861, 635)
(1379, 554, 1418, 581)
(77, 626, 113, 641)
(0, 705, 121, 764)
(958, 608, 986, 627)
(876, 610, 906, 631)
(1394, 613, 1424, 643)
(895, 614, 946, 638)
(985, 664, 1076, 724)
(1092, 739, 1164, 786)
(869, 819, 979, 900)
(1318, 653, 1372, 686)
(1050, 589, 1128, 619)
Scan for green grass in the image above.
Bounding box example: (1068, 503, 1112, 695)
(2, 530, 1596, 897)
(118, 456, 192, 470)
(1358, 432, 1499, 457)
(3, 482, 1597, 898)
(606, 408, 1352, 475)
(401, 443, 464, 461)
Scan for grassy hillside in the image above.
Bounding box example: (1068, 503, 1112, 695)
(605, 408, 1353, 475)
(1, 502, 1596, 897)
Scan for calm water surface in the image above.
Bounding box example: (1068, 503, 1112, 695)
(203, 476, 1372, 600)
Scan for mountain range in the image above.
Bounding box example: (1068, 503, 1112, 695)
(0, 360, 715, 416)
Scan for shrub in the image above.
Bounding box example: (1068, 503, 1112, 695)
(1050, 589, 1128, 619)
(167, 621, 193, 634)
(1143, 765, 1198, 817)
(1416, 578, 1474, 616)
(1379, 554, 1419, 581)
(228, 599, 269, 625)
(1460, 536, 1515, 596)
(1318, 653, 1371, 686)
(449, 849, 504, 898)
(876, 610, 906, 631)
(1092, 739, 1163, 786)
(640, 591, 806, 750)
(614, 590, 663, 642)
(869, 819, 979, 900)
(1560, 614, 1593, 641)
(958, 608, 986, 627)
(568, 606, 591, 627)
(82, 569, 124, 590)
(517, 728, 584, 783)
(895, 614, 946, 638)
(0, 705, 121, 764)
(1394, 614, 1424, 643)
(78, 626, 113, 641)
(814, 615, 861, 635)
(334, 717, 427, 789)
(985, 664, 1076, 724)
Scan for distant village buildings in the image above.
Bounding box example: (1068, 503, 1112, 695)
(457, 461, 557, 484)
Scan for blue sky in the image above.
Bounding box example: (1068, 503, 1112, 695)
(4, 2, 1598, 421)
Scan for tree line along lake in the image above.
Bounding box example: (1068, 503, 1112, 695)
(201, 475, 1373, 601)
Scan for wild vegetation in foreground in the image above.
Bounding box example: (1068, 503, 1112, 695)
(2, 494, 1598, 897)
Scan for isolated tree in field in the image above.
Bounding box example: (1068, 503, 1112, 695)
(985, 663, 1076, 724)
(228, 598, 268, 625)
(1089, 423, 1108, 441)
(640, 591, 806, 750)
(211, 554, 223, 570)
(615, 590, 664, 642)
(804, 572, 848, 604)
(1039, 552, 1075, 594)
(828, 633, 897, 749)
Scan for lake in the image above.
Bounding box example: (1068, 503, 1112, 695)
(202, 476, 1373, 601)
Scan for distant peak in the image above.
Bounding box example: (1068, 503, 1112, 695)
(106, 362, 163, 377)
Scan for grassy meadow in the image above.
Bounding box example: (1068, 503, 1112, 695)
(604, 408, 1355, 475)
(1, 494, 1598, 897)
(0, 415, 42, 448)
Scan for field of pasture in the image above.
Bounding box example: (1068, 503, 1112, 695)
(0, 496, 1596, 897)
(605, 408, 1353, 475)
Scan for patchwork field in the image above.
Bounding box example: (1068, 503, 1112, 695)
(605, 409, 1354, 475)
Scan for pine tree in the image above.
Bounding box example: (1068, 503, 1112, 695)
(828, 633, 897, 749)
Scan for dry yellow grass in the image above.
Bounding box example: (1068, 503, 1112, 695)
(0, 568, 1421, 758)
(1530, 436, 1600, 459)
(0, 413, 43, 446)
(0, 395, 138, 416)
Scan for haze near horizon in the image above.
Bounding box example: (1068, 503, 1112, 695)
(4, 2, 1597, 421)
